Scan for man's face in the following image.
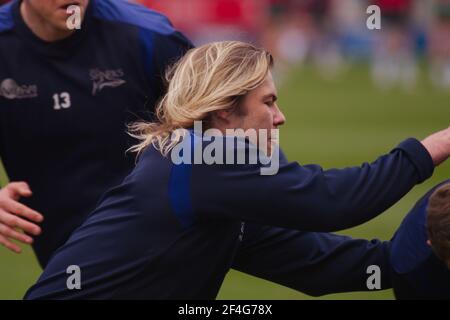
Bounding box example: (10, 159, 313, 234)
(227, 72, 286, 153)
(26, 0, 89, 31)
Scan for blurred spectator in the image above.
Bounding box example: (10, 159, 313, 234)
(371, 0, 418, 91)
(429, 0, 450, 90)
(266, 0, 345, 79)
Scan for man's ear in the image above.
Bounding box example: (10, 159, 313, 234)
(214, 109, 233, 122)
(427, 239, 432, 247)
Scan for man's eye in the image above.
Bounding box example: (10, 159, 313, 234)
(265, 101, 274, 107)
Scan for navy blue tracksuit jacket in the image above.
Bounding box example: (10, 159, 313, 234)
(24, 132, 434, 299)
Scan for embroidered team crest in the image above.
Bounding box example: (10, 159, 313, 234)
(89, 68, 126, 95)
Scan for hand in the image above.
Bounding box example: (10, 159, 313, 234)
(421, 126, 450, 166)
(0, 182, 43, 253)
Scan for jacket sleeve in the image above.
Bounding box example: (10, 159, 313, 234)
(190, 137, 434, 232)
(232, 223, 392, 296)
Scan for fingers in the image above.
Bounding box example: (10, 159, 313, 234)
(0, 197, 43, 223)
(0, 210, 41, 236)
(0, 223, 33, 244)
(0, 183, 42, 253)
(0, 234, 22, 254)
(5, 182, 33, 200)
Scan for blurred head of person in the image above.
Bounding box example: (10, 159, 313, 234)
(129, 41, 286, 157)
(427, 183, 450, 270)
(21, 0, 89, 41)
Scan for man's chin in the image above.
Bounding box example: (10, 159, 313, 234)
(51, 19, 83, 35)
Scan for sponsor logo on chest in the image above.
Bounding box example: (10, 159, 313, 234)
(0, 78, 38, 99)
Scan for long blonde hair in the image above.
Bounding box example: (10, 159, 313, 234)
(128, 41, 274, 156)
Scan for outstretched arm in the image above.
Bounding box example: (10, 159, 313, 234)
(191, 137, 435, 232)
(232, 223, 391, 296)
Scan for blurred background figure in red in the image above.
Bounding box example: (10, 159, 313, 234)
(140, 0, 267, 44)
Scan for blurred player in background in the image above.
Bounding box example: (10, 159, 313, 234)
(429, 0, 450, 90)
(371, 0, 418, 91)
(391, 180, 450, 299)
(0, 0, 192, 267)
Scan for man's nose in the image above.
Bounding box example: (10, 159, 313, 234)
(273, 105, 286, 127)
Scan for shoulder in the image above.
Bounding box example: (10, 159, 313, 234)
(390, 179, 450, 274)
(91, 0, 193, 77)
(92, 0, 176, 36)
(0, 0, 16, 33)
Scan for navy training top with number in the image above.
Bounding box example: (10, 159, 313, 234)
(390, 179, 450, 300)
(0, 0, 193, 266)
(24, 132, 434, 299)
